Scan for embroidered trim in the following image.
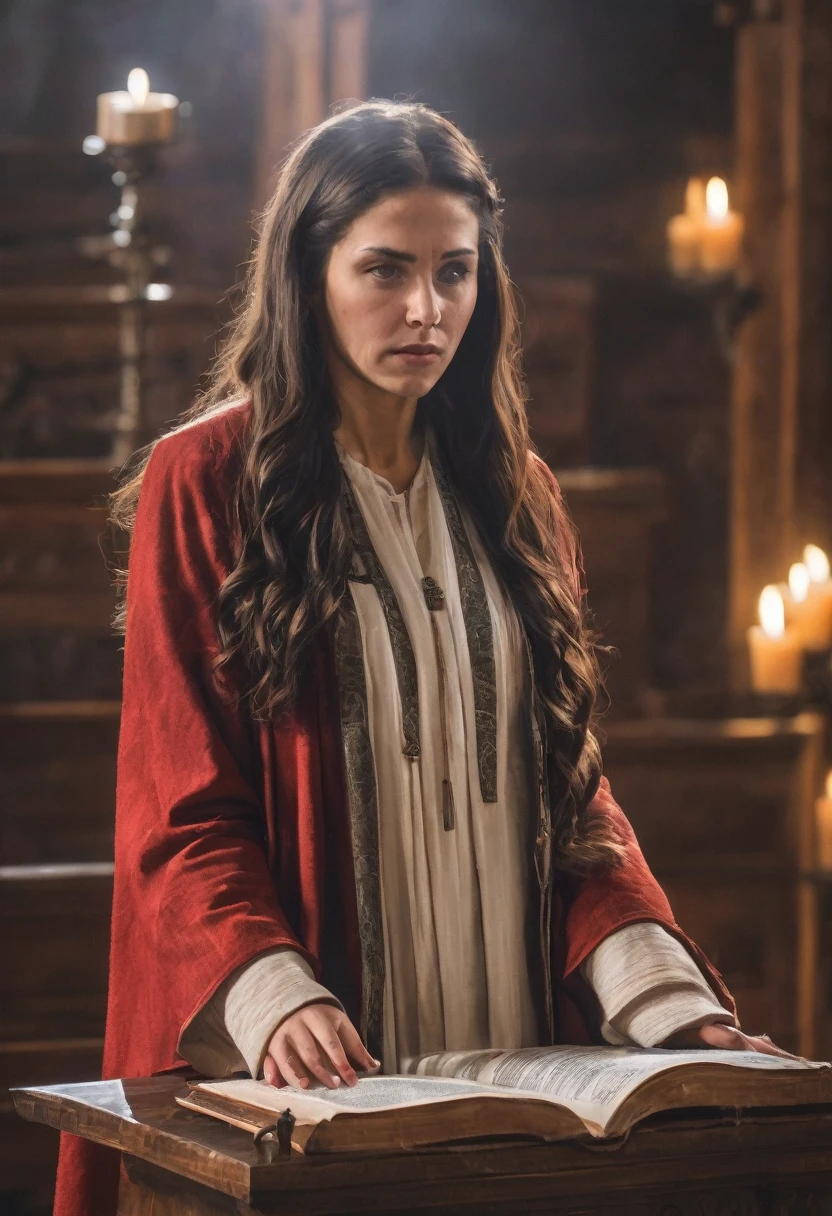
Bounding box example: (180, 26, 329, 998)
(429, 442, 499, 803)
(521, 625, 555, 1044)
(341, 475, 421, 760)
(422, 575, 446, 611)
(332, 444, 554, 1050)
(332, 588, 385, 1061)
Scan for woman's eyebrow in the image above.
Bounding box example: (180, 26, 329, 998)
(358, 245, 477, 261)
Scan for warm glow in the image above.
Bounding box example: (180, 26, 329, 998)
(804, 544, 831, 583)
(705, 176, 729, 222)
(127, 68, 150, 107)
(145, 283, 173, 301)
(789, 562, 811, 603)
(685, 177, 706, 219)
(759, 585, 785, 637)
(826, 771, 832, 800)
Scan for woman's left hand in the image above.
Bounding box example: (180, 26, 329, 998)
(660, 1020, 802, 1059)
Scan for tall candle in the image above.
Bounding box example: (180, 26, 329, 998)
(816, 771, 832, 868)
(97, 68, 178, 146)
(667, 177, 705, 276)
(746, 585, 802, 693)
(699, 177, 744, 274)
(803, 544, 832, 646)
(786, 558, 832, 650)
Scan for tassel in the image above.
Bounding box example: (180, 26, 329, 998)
(442, 778, 456, 832)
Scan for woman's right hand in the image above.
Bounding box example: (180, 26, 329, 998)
(263, 1003, 379, 1090)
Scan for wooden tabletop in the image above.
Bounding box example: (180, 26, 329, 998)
(13, 1076, 832, 1213)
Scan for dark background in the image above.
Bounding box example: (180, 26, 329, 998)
(0, 0, 736, 695)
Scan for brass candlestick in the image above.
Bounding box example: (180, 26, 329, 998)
(80, 70, 180, 465)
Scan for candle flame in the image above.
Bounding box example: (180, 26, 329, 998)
(826, 771, 832, 800)
(804, 543, 830, 583)
(706, 176, 729, 222)
(788, 562, 810, 603)
(127, 67, 150, 107)
(759, 585, 785, 638)
(684, 177, 706, 220)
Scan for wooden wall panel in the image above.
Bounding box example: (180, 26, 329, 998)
(0, 705, 118, 865)
(1, 874, 112, 1042)
(729, 3, 832, 684)
(560, 468, 666, 712)
(516, 277, 595, 467)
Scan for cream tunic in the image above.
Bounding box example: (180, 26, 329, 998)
(335, 431, 540, 1071)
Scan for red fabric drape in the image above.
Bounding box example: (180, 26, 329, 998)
(53, 404, 734, 1215)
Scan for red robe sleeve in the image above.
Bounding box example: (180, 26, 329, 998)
(557, 774, 737, 1024)
(531, 454, 737, 1036)
(53, 421, 312, 1216)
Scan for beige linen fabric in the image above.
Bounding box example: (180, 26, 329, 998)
(178, 947, 343, 1078)
(580, 921, 735, 1047)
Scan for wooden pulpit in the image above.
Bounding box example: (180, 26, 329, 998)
(12, 1076, 832, 1214)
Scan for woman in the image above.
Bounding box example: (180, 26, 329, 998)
(54, 100, 788, 1216)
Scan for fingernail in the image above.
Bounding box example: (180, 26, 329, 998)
(300, 1078, 309, 1089)
(372, 1058, 381, 1067)
(331, 1075, 341, 1087)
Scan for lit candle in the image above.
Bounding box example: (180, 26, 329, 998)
(816, 771, 832, 869)
(786, 556, 832, 650)
(96, 68, 178, 146)
(667, 177, 706, 276)
(746, 585, 802, 693)
(804, 543, 832, 646)
(699, 177, 744, 275)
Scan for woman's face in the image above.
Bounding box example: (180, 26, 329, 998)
(319, 186, 480, 400)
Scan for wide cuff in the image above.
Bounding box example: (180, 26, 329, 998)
(598, 985, 736, 1047)
(178, 947, 344, 1079)
(581, 921, 737, 1048)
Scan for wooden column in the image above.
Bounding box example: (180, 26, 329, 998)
(253, 0, 326, 211)
(729, 17, 786, 686)
(729, 1, 832, 686)
(253, 0, 369, 213)
(330, 0, 370, 104)
(780, 0, 832, 557)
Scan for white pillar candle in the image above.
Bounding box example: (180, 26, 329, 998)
(747, 585, 802, 693)
(803, 544, 832, 646)
(699, 177, 744, 275)
(97, 68, 178, 146)
(786, 559, 832, 650)
(667, 177, 706, 275)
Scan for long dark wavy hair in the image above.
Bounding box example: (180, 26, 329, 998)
(110, 99, 621, 874)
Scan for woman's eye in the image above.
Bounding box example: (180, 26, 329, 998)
(438, 263, 471, 285)
(369, 264, 399, 281)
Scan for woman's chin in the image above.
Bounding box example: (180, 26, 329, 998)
(374, 370, 443, 398)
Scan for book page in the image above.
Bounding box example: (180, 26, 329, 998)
(197, 1048, 829, 1135)
(196, 1074, 501, 1123)
(407, 1045, 829, 1132)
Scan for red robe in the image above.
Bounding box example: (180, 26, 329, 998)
(53, 402, 735, 1215)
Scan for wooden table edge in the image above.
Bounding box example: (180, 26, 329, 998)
(12, 1084, 254, 1203)
(13, 1082, 832, 1209)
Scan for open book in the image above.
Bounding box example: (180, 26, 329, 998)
(176, 1045, 832, 1153)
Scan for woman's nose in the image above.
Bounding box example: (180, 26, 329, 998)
(405, 276, 442, 328)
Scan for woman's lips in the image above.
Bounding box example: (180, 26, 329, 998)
(389, 348, 442, 364)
